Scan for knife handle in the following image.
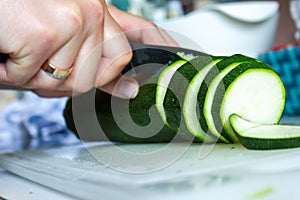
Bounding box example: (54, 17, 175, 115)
(0, 44, 183, 74)
(0, 42, 205, 71)
(121, 42, 207, 74)
(0, 53, 8, 63)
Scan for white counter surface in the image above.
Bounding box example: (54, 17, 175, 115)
(0, 167, 74, 200)
(1, 142, 300, 200)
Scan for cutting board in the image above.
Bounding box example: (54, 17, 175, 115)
(1, 141, 300, 200)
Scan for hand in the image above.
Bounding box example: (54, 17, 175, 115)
(0, 1, 176, 98)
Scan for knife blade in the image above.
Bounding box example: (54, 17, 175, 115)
(0, 42, 206, 76)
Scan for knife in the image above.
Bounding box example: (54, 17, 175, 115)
(0, 42, 206, 76)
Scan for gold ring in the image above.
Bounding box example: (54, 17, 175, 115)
(42, 61, 73, 80)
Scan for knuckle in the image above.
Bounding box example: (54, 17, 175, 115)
(118, 51, 133, 68)
(142, 20, 158, 28)
(12, 79, 27, 86)
(77, 86, 93, 94)
(65, 79, 94, 94)
(74, 84, 94, 94)
(62, 3, 84, 32)
(86, 1, 104, 22)
(45, 83, 61, 91)
(33, 26, 57, 53)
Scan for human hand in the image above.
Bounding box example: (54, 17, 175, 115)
(0, 1, 176, 98)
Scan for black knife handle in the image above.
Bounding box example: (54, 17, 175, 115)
(122, 42, 206, 74)
(0, 53, 8, 63)
(0, 42, 206, 69)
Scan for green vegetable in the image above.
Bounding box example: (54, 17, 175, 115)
(230, 114, 300, 150)
(156, 59, 187, 126)
(207, 61, 285, 143)
(200, 54, 258, 143)
(183, 57, 223, 142)
(161, 56, 223, 142)
(64, 53, 299, 150)
(64, 83, 182, 143)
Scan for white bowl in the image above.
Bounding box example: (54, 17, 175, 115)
(157, 1, 279, 57)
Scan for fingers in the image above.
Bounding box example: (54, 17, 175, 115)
(24, 0, 105, 94)
(0, 1, 83, 86)
(100, 75, 139, 99)
(32, 89, 72, 98)
(25, 35, 84, 90)
(0, 2, 173, 99)
(107, 5, 178, 46)
(95, 6, 135, 91)
(0, 39, 53, 86)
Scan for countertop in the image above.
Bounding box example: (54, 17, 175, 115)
(1, 116, 300, 200)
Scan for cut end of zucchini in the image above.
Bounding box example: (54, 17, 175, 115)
(230, 114, 300, 150)
(156, 60, 187, 124)
(220, 68, 286, 142)
(64, 52, 291, 149)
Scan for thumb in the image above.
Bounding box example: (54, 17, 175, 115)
(96, 5, 138, 99)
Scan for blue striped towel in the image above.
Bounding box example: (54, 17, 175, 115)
(258, 45, 300, 116)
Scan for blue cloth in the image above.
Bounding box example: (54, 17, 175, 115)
(258, 46, 300, 116)
(0, 92, 78, 153)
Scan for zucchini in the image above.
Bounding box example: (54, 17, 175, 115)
(162, 56, 222, 142)
(64, 84, 183, 143)
(64, 53, 293, 149)
(210, 62, 286, 143)
(202, 55, 258, 143)
(230, 114, 300, 150)
(156, 60, 187, 125)
(183, 58, 223, 142)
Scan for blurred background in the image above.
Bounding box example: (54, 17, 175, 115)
(107, 0, 297, 47)
(106, 0, 300, 117)
(1, 0, 300, 152)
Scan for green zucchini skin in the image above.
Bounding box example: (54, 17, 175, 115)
(230, 114, 300, 150)
(64, 84, 184, 143)
(236, 135, 300, 150)
(212, 62, 285, 143)
(211, 61, 273, 142)
(63, 54, 287, 147)
(198, 54, 257, 142)
(162, 56, 219, 141)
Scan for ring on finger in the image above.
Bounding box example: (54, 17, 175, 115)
(42, 61, 73, 80)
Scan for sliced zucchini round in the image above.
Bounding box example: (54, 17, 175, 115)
(203, 54, 257, 143)
(183, 58, 223, 142)
(230, 114, 300, 150)
(156, 60, 188, 125)
(64, 53, 288, 148)
(162, 56, 218, 141)
(219, 66, 285, 143)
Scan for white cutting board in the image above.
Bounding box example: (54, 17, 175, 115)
(1, 142, 300, 200)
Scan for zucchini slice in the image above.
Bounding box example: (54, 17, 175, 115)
(230, 114, 300, 150)
(202, 55, 257, 143)
(212, 62, 286, 143)
(162, 56, 219, 142)
(156, 60, 188, 125)
(64, 53, 287, 147)
(183, 58, 223, 142)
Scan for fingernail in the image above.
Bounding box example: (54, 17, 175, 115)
(118, 80, 139, 99)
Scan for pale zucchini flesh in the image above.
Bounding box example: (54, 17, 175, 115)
(64, 53, 291, 149)
(219, 68, 286, 143)
(162, 56, 220, 141)
(156, 60, 187, 125)
(183, 59, 223, 142)
(230, 114, 300, 150)
(200, 55, 257, 143)
(204, 62, 243, 142)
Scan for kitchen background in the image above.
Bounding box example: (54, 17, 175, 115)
(0, 0, 297, 102)
(1, 1, 300, 199)
(0, 0, 299, 153)
(107, 0, 297, 46)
